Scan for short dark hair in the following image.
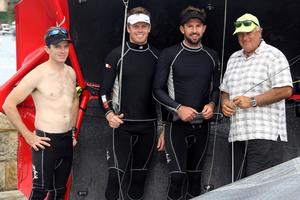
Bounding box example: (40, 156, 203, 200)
(127, 7, 151, 19)
(180, 6, 206, 25)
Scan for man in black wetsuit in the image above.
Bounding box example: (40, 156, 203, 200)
(99, 7, 164, 200)
(153, 6, 220, 199)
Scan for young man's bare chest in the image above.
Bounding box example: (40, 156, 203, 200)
(35, 68, 75, 102)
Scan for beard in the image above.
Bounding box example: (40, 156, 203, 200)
(184, 34, 201, 46)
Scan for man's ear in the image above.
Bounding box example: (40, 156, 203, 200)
(127, 24, 130, 33)
(258, 27, 263, 37)
(179, 25, 184, 34)
(202, 24, 207, 34)
(44, 46, 50, 54)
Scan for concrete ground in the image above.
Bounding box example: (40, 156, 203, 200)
(0, 190, 26, 200)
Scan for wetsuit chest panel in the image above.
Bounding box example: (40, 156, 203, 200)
(119, 50, 157, 119)
(172, 50, 213, 109)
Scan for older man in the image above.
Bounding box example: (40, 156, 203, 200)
(220, 13, 293, 180)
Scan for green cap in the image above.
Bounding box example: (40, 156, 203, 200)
(233, 13, 260, 35)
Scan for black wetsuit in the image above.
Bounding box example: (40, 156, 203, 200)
(29, 130, 73, 200)
(99, 42, 159, 200)
(153, 42, 220, 199)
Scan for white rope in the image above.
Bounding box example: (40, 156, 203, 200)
(242, 54, 300, 95)
(205, 0, 228, 189)
(56, 16, 66, 27)
(117, 0, 129, 114)
(116, 2, 129, 199)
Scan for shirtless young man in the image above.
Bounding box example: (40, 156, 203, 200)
(3, 27, 79, 200)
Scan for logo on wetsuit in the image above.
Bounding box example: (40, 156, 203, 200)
(32, 164, 38, 180)
(165, 153, 171, 163)
(105, 63, 112, 69)
(101, 95, 109, 109)
(106, 150, 110, 160)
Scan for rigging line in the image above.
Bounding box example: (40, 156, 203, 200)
(205, 0, 228, 189)
(116, 2, 129, 199)
(288, 54, 300, 62)
(56, 16, 66, 27)
(236, 140, 248, 181)
(117, 0, 129, 114)
(293, 80, 300, 84)
(242, 55, 300, 96)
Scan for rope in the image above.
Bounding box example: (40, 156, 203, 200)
(56, 16, 66, 27)
(115, 1, 129, 199)
(117, 0, 129, 114)
(205, 0, 228, 190)
(242, 54, 300, 95)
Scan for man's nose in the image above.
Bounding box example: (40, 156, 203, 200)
(192, 27, 198, 33)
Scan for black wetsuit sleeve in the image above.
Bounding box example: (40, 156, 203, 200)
(153, 49, 181, 112)
(210, 52, 221, 105)
(98, 49, 119, 116)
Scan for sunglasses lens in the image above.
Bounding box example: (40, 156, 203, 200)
(234, 21, 242, 28)
(48, 30, 59, 36)
(243, 20, 253, 27)
(234, 20, 255, 28)
(60, 29, 67, 34)
(48, 28, 68, 37)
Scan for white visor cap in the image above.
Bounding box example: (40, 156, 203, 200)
(127, 14, 150, 25)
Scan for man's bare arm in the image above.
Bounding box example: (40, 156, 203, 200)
(3, 72, 39, 135)
(68, 68, 80, 146)
(233, 86, 293, 109)
(2, 69, 51, 151)
(70, 89, 80, 147)
(254, 86, 293, 107)
(70, 89, 80, 128)
(69, 66, 79, 128)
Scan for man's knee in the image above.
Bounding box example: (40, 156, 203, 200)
(167, 172, 186, 200)
(105, 168, 124, 200)
(187, 171, 202, 198)
(29, 187, 47, 200)
(128, 169, 148, 200)
(47, 187, 66, 200)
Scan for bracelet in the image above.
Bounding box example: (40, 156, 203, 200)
(72, 127, 77, 137)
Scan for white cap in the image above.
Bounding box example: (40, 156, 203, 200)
(127, 13, 150, 25)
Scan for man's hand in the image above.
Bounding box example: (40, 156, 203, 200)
(72, 137, 77, 147)
(221, 99, 236, 117)
(157, 128, 165, 151)
(233, 96, 252, 109)
(201, 102, 215, 120)
(23, 131, 51, 151)
(106, 112, 124, 128)
(177, 105, 198, 122)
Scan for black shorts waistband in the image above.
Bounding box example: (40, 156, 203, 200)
(35, 129, 72, 137)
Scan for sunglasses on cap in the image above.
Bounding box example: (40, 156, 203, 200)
(47, 28, 68, 37)
(234, 20, 259, 28)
